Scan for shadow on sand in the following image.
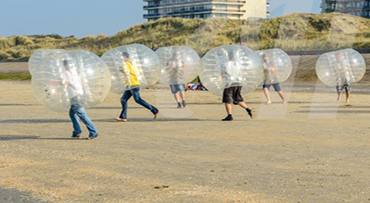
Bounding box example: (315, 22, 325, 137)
(0, 117, 220, 124)
(92, 106, 141, 110)
(294, 110, 370, 114)
(294, 105, 370, 113)
(0, 104, 35, 107)
(0, 135, 40, 140)
(0, 134, 93, 141)
(0, 119, 70, 124)
(300, 105, 370, 109)
(94, 118, 209, 123)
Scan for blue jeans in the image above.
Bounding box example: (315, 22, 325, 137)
(119, 88, 158, 119)
(69, 98, 98, 137)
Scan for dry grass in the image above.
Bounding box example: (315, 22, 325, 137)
(1, 12, 370, 61)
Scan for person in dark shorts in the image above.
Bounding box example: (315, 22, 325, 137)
(166, 51, 187, 108)
(333, 53, 351, 104)
(220, 49, 253, 121)
(262, 54, 286, 104)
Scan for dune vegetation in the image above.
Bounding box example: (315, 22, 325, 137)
(1, 12, 370, 61)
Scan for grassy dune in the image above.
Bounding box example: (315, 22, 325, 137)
(1, 12, 370, 61)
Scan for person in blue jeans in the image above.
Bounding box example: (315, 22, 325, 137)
(115, 87, 159, 122)
(62, 60, 98, 139)
(114, 52, 159, 122)
(69, 97, 98, 139)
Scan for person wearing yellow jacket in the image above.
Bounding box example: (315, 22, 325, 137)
(115, 52, 159, 122)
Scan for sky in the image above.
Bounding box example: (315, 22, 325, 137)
(1, 0, 321, 38)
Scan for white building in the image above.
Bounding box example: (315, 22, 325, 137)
(143, 0, 270, 21)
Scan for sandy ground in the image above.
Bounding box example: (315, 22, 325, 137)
(0, 187, 42, 203)
(1, 80, 370, 203)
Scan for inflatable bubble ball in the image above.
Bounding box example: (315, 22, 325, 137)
(28, 49, 66, 75)
(31, 50, 111, 112)
(316, 49, 366, 87)
(101, 44, 161, 94)
(200, 45, 264, 96)
(257, 48, 293, 85)
(156, 46, 200, 86)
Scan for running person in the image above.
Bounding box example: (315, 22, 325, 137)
(220, 50, 253, 121)
(114, 52, 159, 122)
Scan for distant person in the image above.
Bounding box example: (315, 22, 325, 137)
(62, 60, 98, 139)
(187, 83, 197, 91)
(262, 54, 286, 104)
(166, 51, 187, 108)
(333, 53, 351, 104)
(196, 77, 207, 91)
(220, 50, 253, 121)
(114, 52, 159, 122)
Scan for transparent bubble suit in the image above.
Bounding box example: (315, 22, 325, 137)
(257, 48, 293, 85)
(101, 44, 161, 94)
(31, 50, 111, 112)
(200, 45, 264, 96)
(316, 49, 366, 86)
(28, 49, 66, 75)
(156, 46, 200, 85)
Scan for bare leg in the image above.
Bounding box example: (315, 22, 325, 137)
(173, 93, 180, 103)
(225, 103, 232, 115)
(337, 92, 341, 102)
(239, 102, 253, 119)
(238, 102, 248, 109)
(222, 103, 234, 121)
(277, 91, 286, 103)
(263, 88, 271, 104)
(346, 92, 350, 104)
(179, 91, 186, 101)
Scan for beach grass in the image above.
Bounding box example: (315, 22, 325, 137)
(0, 73, 31, 80)
(1, 12, 370, 62)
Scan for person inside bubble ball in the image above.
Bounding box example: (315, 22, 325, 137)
(114, 52, 159, 122)
(62, 60, 99, 139)
(262, 54, 286, 105)
(166, 51, 187, 108)
(333, 53, 351, 104)
(220, 49, 253, 121)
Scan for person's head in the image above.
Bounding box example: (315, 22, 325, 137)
(335, 53, 343, 61)
(63, 60, 72, 71)
(228, 50, 234, 61)
(173, 51, 182, 60)
(122, 52, 130, 62)
(262, 54, 270, 63)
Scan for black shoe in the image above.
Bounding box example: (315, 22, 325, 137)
(246, 108, 253, 119)
(177, 102, 182, 108)
(222, 114, 233, 121)
(182, 101, 187, 108)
